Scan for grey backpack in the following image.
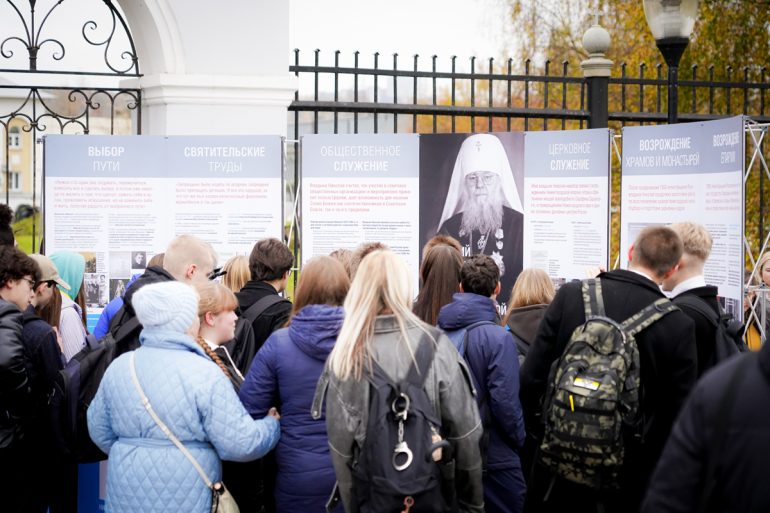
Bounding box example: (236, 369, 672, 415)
(538, 278, 678, 489)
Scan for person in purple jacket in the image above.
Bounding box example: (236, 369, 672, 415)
(239, 256, 350, 513)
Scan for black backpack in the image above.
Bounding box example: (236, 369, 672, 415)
(50, 317, 141, 462)
(352, 337, 451, 513)
(673, 294, 747, 365)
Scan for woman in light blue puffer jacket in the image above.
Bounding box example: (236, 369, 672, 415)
(88, 281, 281, 513)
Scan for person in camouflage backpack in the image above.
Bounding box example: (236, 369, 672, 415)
(520, 226, 698, 513)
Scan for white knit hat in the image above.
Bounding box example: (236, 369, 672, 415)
(132, 281, 199, 334)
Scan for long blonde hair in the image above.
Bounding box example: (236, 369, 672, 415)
(502, 268, 555, 325)
(221, 255, 250, 293)
(327, 249, 431, 381)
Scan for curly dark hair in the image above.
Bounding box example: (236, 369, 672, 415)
(461, 254, 500, 298)
(0, 246, 40, 288)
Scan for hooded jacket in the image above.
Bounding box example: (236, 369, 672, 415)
(438, 293, 526, 471)
(87, 327, 280, 513)
(505, 304, 548, 365)
(239, 304, 344, 512)
(323, 315, 485, 513)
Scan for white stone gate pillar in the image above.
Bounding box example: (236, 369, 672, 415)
(119, 0, 296, 136)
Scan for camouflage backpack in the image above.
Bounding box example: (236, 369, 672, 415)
(538, 278, 678, 489)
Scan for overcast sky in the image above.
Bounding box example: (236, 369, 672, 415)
(0, 0, 513, 81)
(289, 0, 512, 68)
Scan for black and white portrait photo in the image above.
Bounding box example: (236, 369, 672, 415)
(420, 133, 524, 307)
(131, 251, 146, 270)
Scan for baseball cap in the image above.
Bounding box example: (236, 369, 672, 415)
(29, 254, 71, 291)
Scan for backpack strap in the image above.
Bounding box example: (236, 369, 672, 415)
(674, 294, 719, 328)
(582, 278, 606, 319)
(241, 294, 290, 323)
(404, 335, 436, 389)
(620, 298, 679, 337)
(459, 320, 498, 358)
(84, 333, 101, 352)
(129, 353, 216, 490)
(369, 334, 435, 392)
(113, 316, 141, 344)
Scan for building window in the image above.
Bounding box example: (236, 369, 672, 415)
(8, 127, 21, 149)
(9, 172, 20, 191)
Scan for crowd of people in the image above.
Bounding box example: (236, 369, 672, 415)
(0, 201, 768, 513)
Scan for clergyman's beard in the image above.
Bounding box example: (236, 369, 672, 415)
(459, 187, 503, 237)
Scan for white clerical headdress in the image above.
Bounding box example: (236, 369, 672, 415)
(437, 134, 523, 231)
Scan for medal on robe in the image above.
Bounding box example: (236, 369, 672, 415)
(477, 234, 488, 251)
(491, 251, 506, 276)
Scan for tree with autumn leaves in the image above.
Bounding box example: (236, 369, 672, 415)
(417, 0, 769, 266)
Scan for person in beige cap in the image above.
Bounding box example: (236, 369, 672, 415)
(19, 254, 71, 512)
(29, 253, 71, 311)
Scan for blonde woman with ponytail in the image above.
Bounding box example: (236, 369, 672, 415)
(323, 249, 485, 513)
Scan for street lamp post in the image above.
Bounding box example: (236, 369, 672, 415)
(643, 0, 699, 124)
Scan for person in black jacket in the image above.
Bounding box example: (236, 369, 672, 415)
(236, 238, 293, 352)
(437, 254, 526, 513)
(22, 254, 68, 513)
(662, 222, 721, 377)
(109, 235, 217, 351)
(501, 268, 555, 366)
(642, 343, 770, 513)
(233, 237, 293, 513)
(520, 226, 697, 513)
(0, 245, 40, 513)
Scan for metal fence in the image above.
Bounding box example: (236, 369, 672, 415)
(289, 50, 589, 137)
(0, 0, 141, 252)
(289, 50, 770, 132)
(287, 49, 770, 297)
(609, 62, 770, 124)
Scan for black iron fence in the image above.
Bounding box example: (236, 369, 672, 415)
(0, 0, 142, 252)
(289, 49, 770, 134)
(289, 50, 589, 137)
(287, 49, 770, 266)
(609, 62, 770, 124)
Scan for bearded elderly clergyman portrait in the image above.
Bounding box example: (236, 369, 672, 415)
(435, 133, 524, 302)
